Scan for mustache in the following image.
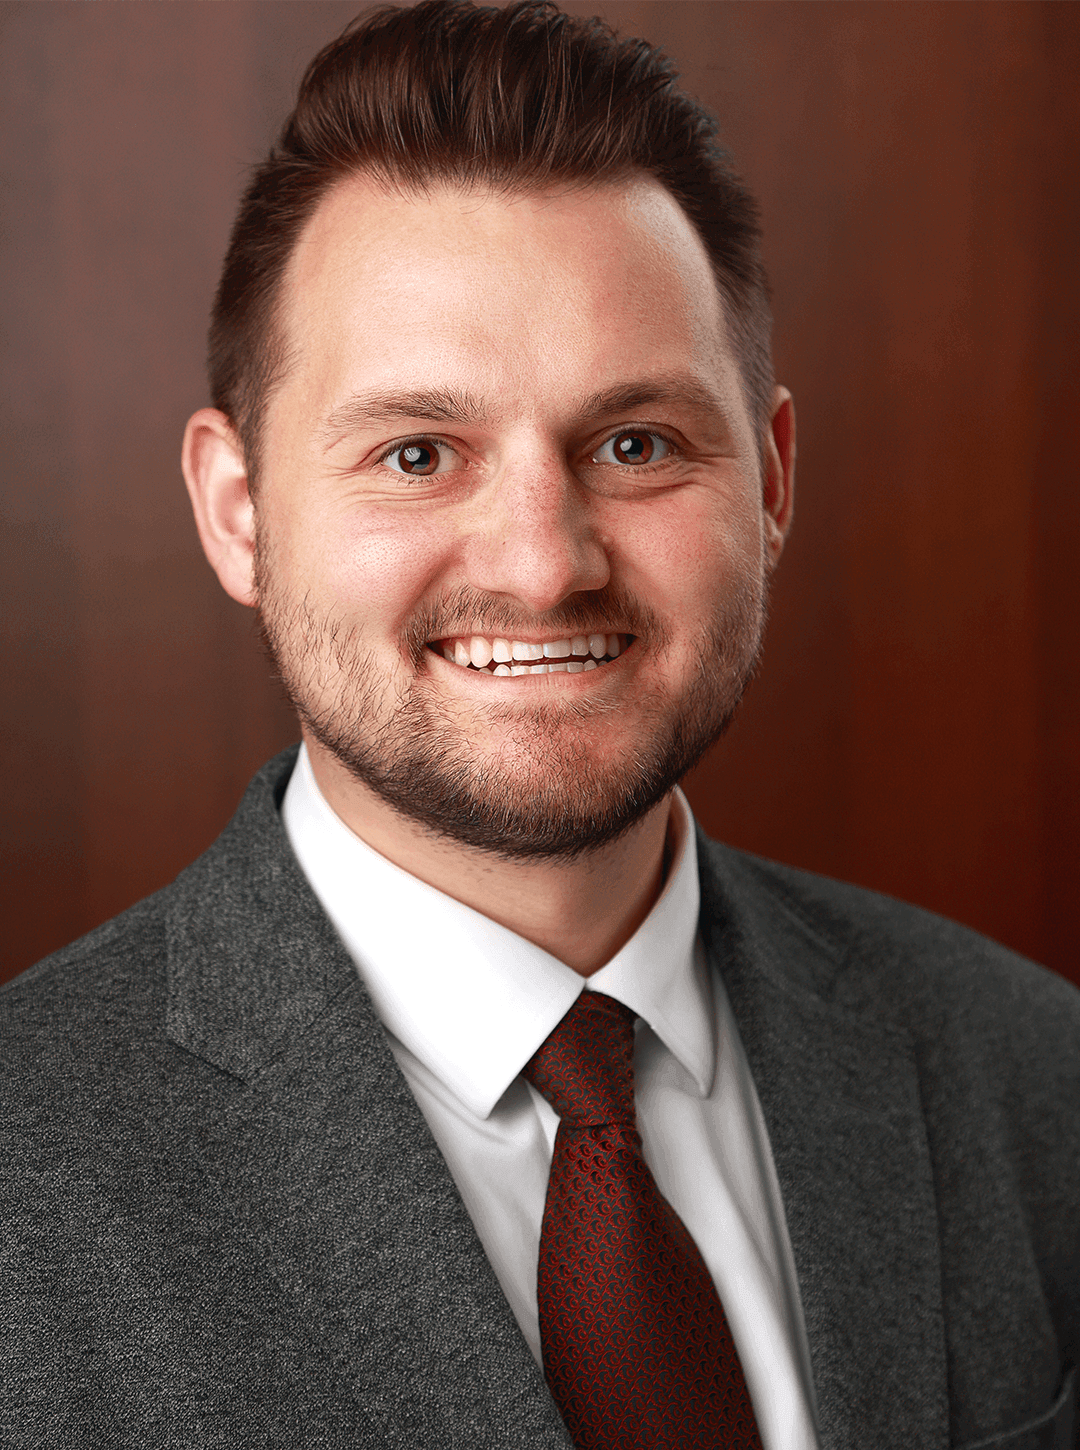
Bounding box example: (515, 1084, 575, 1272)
(404, 584, 669, 654)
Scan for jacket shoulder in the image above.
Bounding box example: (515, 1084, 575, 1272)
(1, 888, 170, 1056)
(696, 831, 1080, 1046)
(1, 746, 302, 1064)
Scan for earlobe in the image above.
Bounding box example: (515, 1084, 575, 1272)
(181, 408, 258, 608)
(762, 387, 795, 566)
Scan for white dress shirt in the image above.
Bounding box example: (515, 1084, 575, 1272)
(282, 743, 820, 1449)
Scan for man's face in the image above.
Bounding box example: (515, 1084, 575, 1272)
(252, 173, 791, 860)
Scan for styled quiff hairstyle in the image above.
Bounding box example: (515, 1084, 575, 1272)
(209, 0, 773, 484)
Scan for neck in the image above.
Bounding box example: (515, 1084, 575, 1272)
(304, 736, 676, 977)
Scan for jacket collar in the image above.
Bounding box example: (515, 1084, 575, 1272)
(165, 745, 355, 1082)
(696, 830, 949, 1450)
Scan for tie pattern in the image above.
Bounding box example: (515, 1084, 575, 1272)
(524, 990, 763, 1450)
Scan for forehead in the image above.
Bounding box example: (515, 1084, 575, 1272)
(274, 170, 742, 430)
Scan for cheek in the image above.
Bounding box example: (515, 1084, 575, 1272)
(614, 487, 764, 617)
(283, 503, 457, 632)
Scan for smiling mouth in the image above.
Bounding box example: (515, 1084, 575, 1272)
(428, 632, 633, 676)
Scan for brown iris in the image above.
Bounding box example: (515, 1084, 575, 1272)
(613, 431, 655, 464)
(397, 441, 440, 475)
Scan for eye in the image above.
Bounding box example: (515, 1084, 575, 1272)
(591, 430, 674, 467)
(379, 437, 461, 477)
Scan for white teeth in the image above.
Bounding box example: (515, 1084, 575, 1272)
(469, 636, 493, 669)
(547, 661, 569, 673)
(543, 639, 572, 659)
(442, 632, 625, 674)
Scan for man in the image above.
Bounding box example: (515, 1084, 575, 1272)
(2, 2, 1078, 1447)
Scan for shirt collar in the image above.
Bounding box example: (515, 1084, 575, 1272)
(281, 743, 713, 1118)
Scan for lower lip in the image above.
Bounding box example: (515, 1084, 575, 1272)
(424, 640, 635, 685)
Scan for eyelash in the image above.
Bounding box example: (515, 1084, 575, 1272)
(374, 428, 680, 476)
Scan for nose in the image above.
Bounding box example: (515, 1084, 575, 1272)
(463, 449, 611, 613)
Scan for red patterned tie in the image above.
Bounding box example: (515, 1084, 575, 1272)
(523, 990, 763, 1450)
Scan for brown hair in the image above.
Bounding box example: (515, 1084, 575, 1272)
(209, 0, 773, 484)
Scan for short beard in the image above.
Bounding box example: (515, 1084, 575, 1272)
(255, 543, 767, 864)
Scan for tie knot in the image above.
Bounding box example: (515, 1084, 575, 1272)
(524, 992, 636, 1127)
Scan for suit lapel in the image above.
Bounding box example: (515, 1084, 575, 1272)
(697, 833, 950, 1450)
(164, 750, 572, 1447)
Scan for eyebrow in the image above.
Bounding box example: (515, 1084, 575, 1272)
(320, 386, 488, 449)
(572, 375, 732, 430)
(319, 372, 732, 451)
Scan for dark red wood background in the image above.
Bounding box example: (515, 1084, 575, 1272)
(2, 2, 1077, 985)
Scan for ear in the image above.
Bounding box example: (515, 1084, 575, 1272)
(761, 386, 795, 567)
(182, 408, 257, 608)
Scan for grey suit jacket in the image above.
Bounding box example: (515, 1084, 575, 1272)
(2, 747, 1078, 1449)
